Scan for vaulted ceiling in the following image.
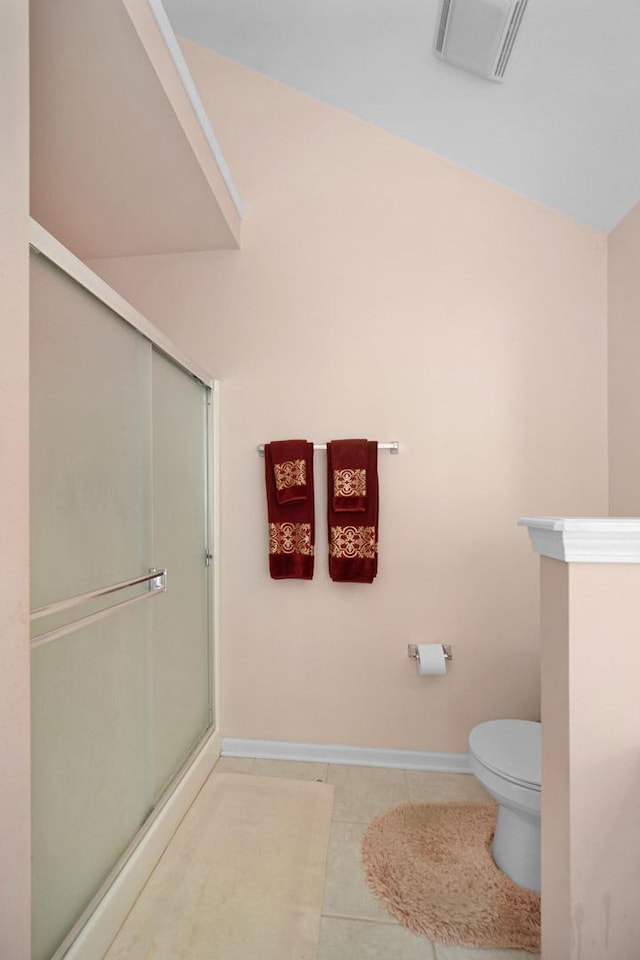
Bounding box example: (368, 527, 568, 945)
(163, 0, 640, 233)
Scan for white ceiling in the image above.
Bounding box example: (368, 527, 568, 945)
(163, 0, 640, 233)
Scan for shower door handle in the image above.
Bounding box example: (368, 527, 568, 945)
(30, 568, 167, 648)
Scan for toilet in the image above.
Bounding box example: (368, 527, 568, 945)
(468, 719, 541, 892)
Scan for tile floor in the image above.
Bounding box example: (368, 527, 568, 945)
(212, 756, 541, 960)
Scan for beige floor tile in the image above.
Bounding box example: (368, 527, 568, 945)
(405, 771, 491, 805)
(326, 764, 409, 822)
(322, 820, 397, 924)
(213, 756, 255, 774)
(251, 758, 328, 781)
(318, 916, 435, 960)
(434, 944, 539, 960)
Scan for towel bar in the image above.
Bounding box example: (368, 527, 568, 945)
(257, 441, 399, 456)
(30, 569, 167, 621)
(30, 569, 167, 649)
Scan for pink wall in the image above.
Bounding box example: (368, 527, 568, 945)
(0, 1, 31, 956)
(91, 45, 609, 754)
(608, 200, 640, 515)
(540, 558, 640, 959)
(540, 559, 570, 958)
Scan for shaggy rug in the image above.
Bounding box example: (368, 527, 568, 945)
(361, 802, 540, 953)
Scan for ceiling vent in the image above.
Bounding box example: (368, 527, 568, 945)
(433, 0, 529, 82)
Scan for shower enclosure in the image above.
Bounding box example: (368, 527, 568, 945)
(29, 230, 218, 960)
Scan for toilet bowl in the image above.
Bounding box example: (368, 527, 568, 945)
(468, 719, 541, 892)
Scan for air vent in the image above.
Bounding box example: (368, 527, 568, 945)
(435, 0, 452, 53)
(494, 0, 528, 77)
(433, 0, 529, 82)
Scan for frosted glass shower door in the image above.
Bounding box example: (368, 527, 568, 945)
(30, 248, 214, 960)
(150, 349, 212, 797)
(30, 252, 153, 612)
(30, 251, 155, 960)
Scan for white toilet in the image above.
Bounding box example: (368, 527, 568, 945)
(468, 719, 541, 892)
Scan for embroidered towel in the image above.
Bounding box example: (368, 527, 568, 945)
(330, 438, 368, 513)
(269, 439, 310, 504)
(265, 440, 314, 579)
(327, 440, 379, 583)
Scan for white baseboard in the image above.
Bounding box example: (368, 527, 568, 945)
(60, 729, 220, 960)
(221, 737, 470, 773)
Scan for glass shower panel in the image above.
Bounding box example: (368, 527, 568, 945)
(30, 251, 154, 960)
(150, 349, 211, 797)
(30, 250, 214, 959)
(30, 252, 153, 610)
(31, 605, 152, 960)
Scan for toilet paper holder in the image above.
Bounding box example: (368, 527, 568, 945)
(408, 643, 453, 661)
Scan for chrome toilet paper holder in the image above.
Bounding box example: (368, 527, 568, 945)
(408, 643, 453, 661)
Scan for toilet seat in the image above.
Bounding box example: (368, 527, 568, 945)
(468, 720, 540, 791)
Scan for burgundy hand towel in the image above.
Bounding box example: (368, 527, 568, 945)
(330, 438, 368, 512)
(265, 440, 314, 579)
(327, 440, 379, 583)
(268, 439, 310, 505)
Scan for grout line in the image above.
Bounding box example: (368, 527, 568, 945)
(330, 815, 380, 825)
(321, 911, 400, 927)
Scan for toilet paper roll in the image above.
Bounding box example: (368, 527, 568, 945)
(416, 643, 447, 676)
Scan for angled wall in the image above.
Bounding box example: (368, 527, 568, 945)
(91, 45, 609, 754)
